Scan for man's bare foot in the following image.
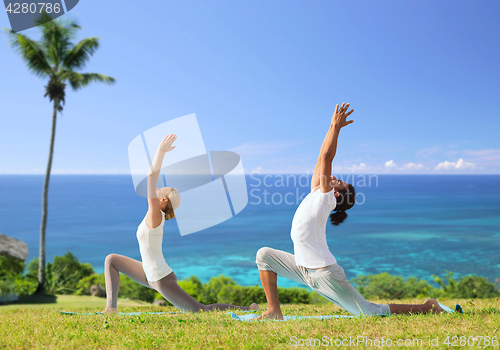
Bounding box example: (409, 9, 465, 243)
(426, 299, 445, 314)
(249, 303, 259, 311)
(252, 309, 284, 320)
(101, 307, 117, 314)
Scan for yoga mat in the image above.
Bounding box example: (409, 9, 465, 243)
(438, 303, 464, 314)
(57, 311, 179, 315)
(57, 309, 260, 316)
(228, 313, 357, 321)
(230, 303, 463, 321)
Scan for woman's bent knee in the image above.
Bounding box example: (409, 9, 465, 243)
(105, 253, 120, 266)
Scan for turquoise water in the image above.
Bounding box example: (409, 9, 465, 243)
(0, 174, 499, 288)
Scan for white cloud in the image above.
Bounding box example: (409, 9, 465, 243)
(435, 158, 476, 171)
(347, 163, 369, 173)
(414, 148, 499, 172)
(455, 158, 476, 169)
(384, 160, 425, 172)
(385, 160, 397, 168)
(240, 147, 498, 174)
(402, 162, 424, 170)
(435, 161, 457, 170)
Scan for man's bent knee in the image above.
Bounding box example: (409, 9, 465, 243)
(256, 247, 274, 265)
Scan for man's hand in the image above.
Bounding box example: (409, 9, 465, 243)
(158, 134, 177, 153)
(331, 103, 354, 129)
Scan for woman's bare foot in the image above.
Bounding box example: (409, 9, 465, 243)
(252, 309, 283, 320)
(426, 299, 445, 314)
(249, 303, 259, 311)
(101, 307, 117, 314)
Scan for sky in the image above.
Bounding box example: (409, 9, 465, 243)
(1, 0, 499, 175)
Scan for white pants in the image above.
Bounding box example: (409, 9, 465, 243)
(256, 247, 391, 316)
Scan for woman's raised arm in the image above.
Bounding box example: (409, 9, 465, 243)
(146, 134, 177, 225)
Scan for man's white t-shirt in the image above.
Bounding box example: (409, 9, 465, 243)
(290, 186, 337, 268)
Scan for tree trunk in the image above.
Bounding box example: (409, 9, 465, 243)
(34, 98, 59, 295)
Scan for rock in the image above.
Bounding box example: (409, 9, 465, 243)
(90, 285, 106, 297)
(0, 234, 28, 262)
(153, 299, 166, 306)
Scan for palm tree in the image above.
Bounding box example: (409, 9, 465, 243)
(4, 13, 115, 295)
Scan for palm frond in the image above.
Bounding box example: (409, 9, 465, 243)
(37, 12, 81, 40)
(38, 12, 81, 69)
(3, 28, 52, 78)
(62, 71, 115, 90)
(62, 37, 100, 70)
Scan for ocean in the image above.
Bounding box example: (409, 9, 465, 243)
(1, 174, 499, 288)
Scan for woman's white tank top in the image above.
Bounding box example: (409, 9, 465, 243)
(136, 210, 173, 282)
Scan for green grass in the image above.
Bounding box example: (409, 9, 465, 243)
(1, 296, 499, 349)
(0, 294, 151, 311)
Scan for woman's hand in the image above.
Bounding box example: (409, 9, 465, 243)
(158, 134, 177, 153)
(331, 103, 354, 129)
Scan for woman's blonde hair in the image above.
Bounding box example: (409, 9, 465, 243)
(164, 188, 179, 220)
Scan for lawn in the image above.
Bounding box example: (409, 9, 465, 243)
(1, 296, 499, 349)
(0, 294, 152, 311)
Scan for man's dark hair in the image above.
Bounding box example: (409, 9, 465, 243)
(329, 184, 355, 226)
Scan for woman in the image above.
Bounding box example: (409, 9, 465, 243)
(102, 134, 258, 313)
(254, 103, 444, 320)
